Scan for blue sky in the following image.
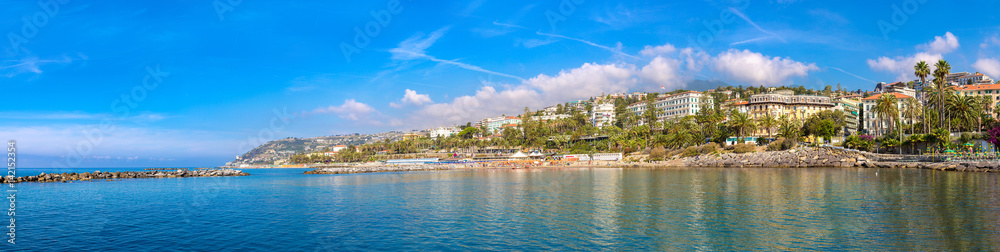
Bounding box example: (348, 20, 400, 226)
(3, 0, 1000, 167)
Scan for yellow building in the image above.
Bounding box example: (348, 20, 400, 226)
(744, 90, 834, 136)
(954, 84, 1000, 116)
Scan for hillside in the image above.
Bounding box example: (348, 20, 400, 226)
(226, 131, 420, 166)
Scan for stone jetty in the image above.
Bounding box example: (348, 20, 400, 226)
(681, 147, 1000, 173)
(304, 165, 452, 175)
(0, 169, 250, 183)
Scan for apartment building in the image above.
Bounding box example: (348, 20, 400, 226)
(861, 93, 915, 136)
(625, 91, 712, 126)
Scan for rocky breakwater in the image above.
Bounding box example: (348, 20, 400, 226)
(681, 147, 1000, 173)
(0, 169, 250, 184)
(304, 165, 451, 175)
(684, 147, 866, 168)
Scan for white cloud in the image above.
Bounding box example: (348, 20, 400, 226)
(973, 58, 1000, 80)
(308, 99, 376, 121)
(919, 32, 960, 54)
(413, 63, 636, 127)
(711, 49, 818, 85)
(867, 32, 960, 81)
(417, 85, 542, 125)
(640, 44, 677, 56)
(640, 56, 687, 90)
(390, 89, 433, 108)
(527, 63, 637, 101)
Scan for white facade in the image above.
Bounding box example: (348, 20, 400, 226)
(861, 93, 914, 136)
(479, 116, 522, 133)
(429, 126, 461, 139)
(626, 91, 712, 126)
(536, 114, 570, 121)
(590, 102, 616, 128)
(949, 72, 994, 85)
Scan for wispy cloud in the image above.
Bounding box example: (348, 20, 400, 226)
(0, 111, 168, 122)
(729, 7, 786, 43)
(536, 31, 638, 59)
(492, 21, 530, 30)
(827, 66, 875, 83)
(0, 54, 86, 78)
(730, 36, 778, 46)
(391, 27, 525, 81)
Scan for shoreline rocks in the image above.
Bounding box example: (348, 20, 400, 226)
(304, 165, 452, 174)
(0, 169, 250, 184)
(678, 147, 1000, 173)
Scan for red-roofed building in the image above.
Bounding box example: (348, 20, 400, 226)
(861, 93, 915, 136)
(955, 84, 1000, 116)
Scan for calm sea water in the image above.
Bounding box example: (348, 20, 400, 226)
(6, 167, 1000, 251)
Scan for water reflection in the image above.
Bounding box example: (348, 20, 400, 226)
(310, 168, 1000, 250)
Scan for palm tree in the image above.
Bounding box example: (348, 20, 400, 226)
(777, 115, 800, 139)
(976, 96, 991, 133)
(933, 59, 951, 129)
(873, 94, 899, 137)
(902, 98, 922, 134)
(759, 113, 778, 140)
(950, 95, 978, 132)
(728, 110, 756, 141)
(915, 61, 930, 85)
(994, 102, 1000, 119)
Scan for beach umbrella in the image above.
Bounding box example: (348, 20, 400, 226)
(944, 149, 956, 153)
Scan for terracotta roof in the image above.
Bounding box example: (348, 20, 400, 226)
(955, 84, 1000, 91)
(334, 145, 347, 147)
(730, 101, 748, 105)
(862, 93, 913, 100)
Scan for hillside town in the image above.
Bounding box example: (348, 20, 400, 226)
(237, 60, 1000, 167)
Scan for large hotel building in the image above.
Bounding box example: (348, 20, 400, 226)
(626, 91, 713, 125)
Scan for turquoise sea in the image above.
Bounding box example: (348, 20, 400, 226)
(7, 167, 1000, 251)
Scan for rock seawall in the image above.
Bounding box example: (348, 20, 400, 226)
(682, 147, 1000, 173)
(304, 165, 451, 174)
(1, 169, 250, 183)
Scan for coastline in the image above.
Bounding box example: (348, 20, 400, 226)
(302, 147, 1000, 175)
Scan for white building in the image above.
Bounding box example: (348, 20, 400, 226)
(478, 116, 522, 133)
(861, 93, 914, 136)
(429, 126, 461, 139)
(625, 91, 712, 126)
(590, 102, 616, 128)
(948, 72, 994, 85)
(536, 114, 570, 121)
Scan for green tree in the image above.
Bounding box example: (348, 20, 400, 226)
(727, 110, 756, 140)
(933, 59, 951, 128)
(902, 97, 922, 134)
(759, 113, 778, 139)
(873, 94, 899, 137)
(914, 61, 930, 84)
